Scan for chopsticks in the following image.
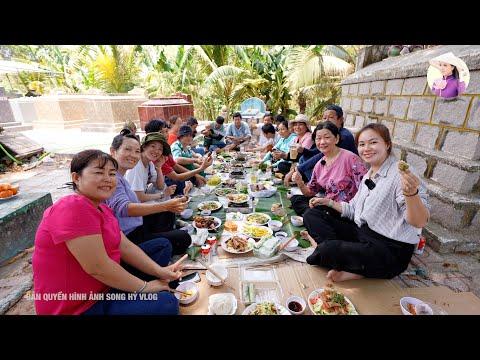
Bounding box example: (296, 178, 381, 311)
(278, 235, 297, 251)
(197, 259, 226, 284)
(168, 288, 190, 296)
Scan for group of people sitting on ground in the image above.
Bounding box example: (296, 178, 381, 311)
(32, 104, 430, 314)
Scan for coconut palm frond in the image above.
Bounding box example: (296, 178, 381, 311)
(204, 65, 246, 87)
(322, 45, 353, 63)
(322, 55, 354, 76)
(186, 45, 217, 72)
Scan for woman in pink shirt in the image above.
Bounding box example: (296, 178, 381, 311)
(32, 150, 185, 315)
(291, 114, 314, 150)
(277, 114, 314, 174)
(291, 121, 368, 215)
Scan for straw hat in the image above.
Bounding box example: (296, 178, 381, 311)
(429, 52, 467, 74)
(290, 114, 309, 126)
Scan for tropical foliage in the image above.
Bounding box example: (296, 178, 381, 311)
(0, 45, 362, 120)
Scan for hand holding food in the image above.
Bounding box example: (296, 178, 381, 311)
(292, 171, 304, 185)
(398, 160, 409, 172)
(309, 197, 329, 208)
(164, 198, 188, 213)
(399, 163, 420, 196)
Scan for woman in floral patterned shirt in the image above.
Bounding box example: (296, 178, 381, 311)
(291, 121, 368, 215)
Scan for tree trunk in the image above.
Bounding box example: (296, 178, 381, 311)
(297, 91, 307, 114)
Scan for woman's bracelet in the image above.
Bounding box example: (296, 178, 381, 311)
(135, 280, 147, 294)
(403, 188, 419, 197)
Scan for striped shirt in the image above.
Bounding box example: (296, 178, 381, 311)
(341, 155, 430, 244)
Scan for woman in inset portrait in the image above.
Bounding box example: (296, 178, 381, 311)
(429, 52, 468, 99)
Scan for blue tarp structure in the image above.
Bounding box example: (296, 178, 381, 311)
(240, 97, 266, 120)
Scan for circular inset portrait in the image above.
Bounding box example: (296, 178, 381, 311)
(427, 52, 470, 99)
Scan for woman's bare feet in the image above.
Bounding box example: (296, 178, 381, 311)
(326, 270, 364, 282)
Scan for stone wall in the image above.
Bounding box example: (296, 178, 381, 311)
(340, 45, 480, 253)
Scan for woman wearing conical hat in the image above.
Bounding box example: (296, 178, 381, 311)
(429, 52, 468, 98)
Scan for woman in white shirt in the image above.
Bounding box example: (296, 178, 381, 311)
(303, 123, 430, 282)
(125, 132, 191, 254)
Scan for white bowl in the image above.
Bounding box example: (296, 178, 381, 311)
(291, 215, 304, 227)
(174, 282, 199, 305)
(286, 295, 306, 315)
(207, 293, 237, 315)
(284, 238, 299, 252)
(180, 208, 193, 219)
(206, 264, 228, 287)
(400, 296, 426, 315)
(268, 220, 283, 232)
(275, 231, 288, 239)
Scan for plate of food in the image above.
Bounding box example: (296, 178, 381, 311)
(241, 224, 273, 240)
(242, 301, 290, 315)
(206, 175, 222, 187)
(308, 284, 358, 315)
(229, 169, 245, 179)
(221, 235, 255, 254)
(227, 193, 249, 204)
(248, 183, 277, 198)
(192, 216, 222, 231)
(197, 201, 222, 212)
(214, 187, 237, 197)
(0, 183, 20, 201)
(221, 178, 237, 188)
(246, 213, 271, 226)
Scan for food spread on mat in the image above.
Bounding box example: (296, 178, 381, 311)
(206, 175, 221, 186)
(194, 216, 219, 229)
(198, 201, 221, 211)
(227, 193, 249, 203)
(242, 224, 272, 238)
(309, 284, 357, 315)
(249, 302, 280, 315)
(246, 213, 270, 225)
(224, 220, 238, 232)
(225, 235, 252, 252)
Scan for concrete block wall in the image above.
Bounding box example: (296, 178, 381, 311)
(10, 95, 146, 132)
(341, 45, 480, 253)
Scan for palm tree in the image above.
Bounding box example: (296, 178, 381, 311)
(285, 45, 355, 118)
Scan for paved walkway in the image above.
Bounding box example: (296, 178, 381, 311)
(1, 156, 480, 314)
